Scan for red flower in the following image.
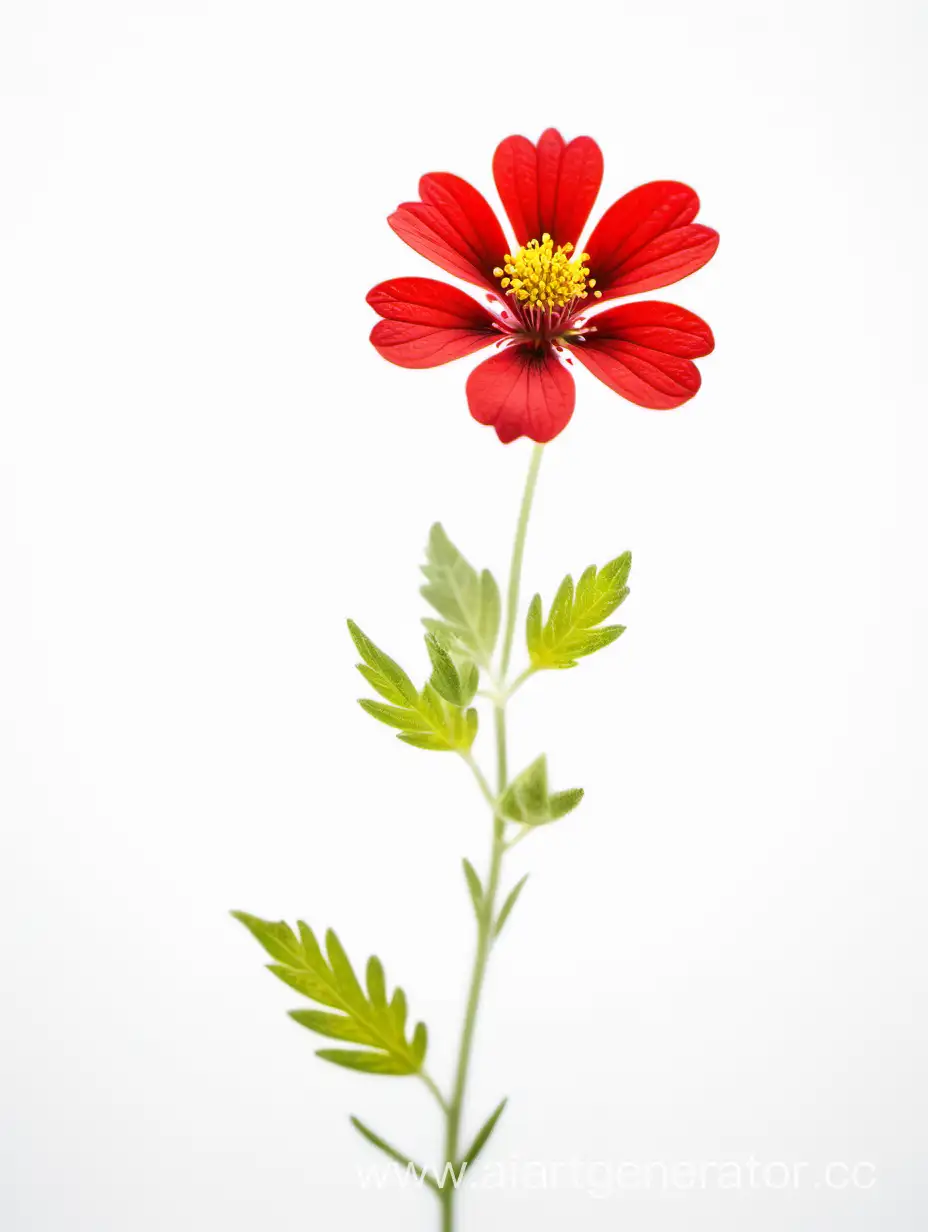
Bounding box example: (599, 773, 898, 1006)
(367, 129, 719, 445)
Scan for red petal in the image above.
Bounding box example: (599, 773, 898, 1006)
(367, 278, 498, 328)
(585, 300, 715, 355)
(370, 320, 498, 368)
(466, 345, 575, 443)
(567, 301, 714, 409)
(493, 128, 604, 249)
(585, 181, 719, 300)
(367, 277, 499, 368)
(388, 173, 508, 291)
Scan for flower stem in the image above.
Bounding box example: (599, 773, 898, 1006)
(500, 444, 544, 681)
(440, 443, 544, 1231)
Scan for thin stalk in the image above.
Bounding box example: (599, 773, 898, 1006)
(494, 705, 508, 792)
(462, 754, 496, 811)
(505, 664, 537, 700)
(440, 443, 544, 1232)
(420, 1071, 450, 1114)
(500, 444, 544, 681)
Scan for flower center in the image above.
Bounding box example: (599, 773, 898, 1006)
(493, 234, 602, 312)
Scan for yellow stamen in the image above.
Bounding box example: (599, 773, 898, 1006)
(494, 234, 597, 310)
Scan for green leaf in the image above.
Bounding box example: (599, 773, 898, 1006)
(358, 700, 432, 732)
(232, 911, 427, 1077)
(494, 876, 529, 937)
(499, 754, 548, 823)
(512, 755, 549, 816)
(526, 552, 631, 669)
(499, 756, 584, 827)
(397, 730, 457, 751)
(411, 1021, 428, 1065)
(478, 570, 502, 655)
(316, 1049, 413, 1075)
(348, 621, 477, 752)
(289, 1010, 371, 1044)
(462, 858, 483, 917)
(348, 619, 419, 705)
(461, 1097, 508, 1166)
(425, 632, 481, 708)
(350, 1117, 439, 1192)
(548, 788, 585, 820)
(525, 593, 542, 652)
(232, 910, 305, 966)
(366, 956, 387, 1008)
(425, 634, 463, 705)
(421, 524, 501, 667)
(457, 660, 479, 706)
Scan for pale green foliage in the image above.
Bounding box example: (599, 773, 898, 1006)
(421, 523, 501, 669)
(462, 858, 483, 917)
(462, 1097, 508, 1166)
(526, 552, 631, 669)
(348, 620, 477, 752)
(494, 875, 529, 937)
(499, 755, 584, 827)
(350, 1117, 439, 1192)
(426, 633, 479, 707)
(232, 911, 428, 1077)
(235, 442, 636, 1221)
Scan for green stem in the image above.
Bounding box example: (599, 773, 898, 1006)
(493, 704, 508, 792)
(500, 443, 544, 681)
(440, 443, 544, 1232)
(505, 664, 537, 700)
(462, 754, 496, 811)
(420, 1071, 450, 1114)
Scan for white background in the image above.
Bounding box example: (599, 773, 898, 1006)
(1, 2, 925, 1229)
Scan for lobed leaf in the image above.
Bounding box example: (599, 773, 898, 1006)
(348, 621, 477, 753)
(348, 619, 419, 705)
(421, 524, 501, 667)
(233, 911, 304, 966)
(526, 552, 631, 669)
(232, 911, 427, 1077)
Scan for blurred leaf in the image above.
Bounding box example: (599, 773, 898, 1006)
(500, 756, 584, 827)
(526, 552, 631, 669)
(421, 524, 501, 667)
(548, 788, 585, 820)
(348, 621, 477, 752)
(462, 859, 483, 917)
(461, 1097, 508, 1166)
(358, 700, 430, 731)
(458, 660, 479, 706)
(494, 876, 529, 937)
(425, 633, 480, 706)
(232, 912, 427, 1077)
(514, 755, 548, 815)
(350, 1117, 439, 1192)
(315, 1049, 410, 1075)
